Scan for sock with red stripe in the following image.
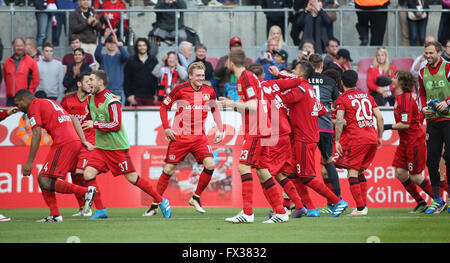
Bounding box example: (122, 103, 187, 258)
(261, 178, 285, 214)
(53, 178, 88, 196)
(71, 173, 86, 209)
(85, 178, 105, 210)
(358, 173, 368, 207)
(402, 178, 425, 204)
(279, 178, 304, 210)
(348, 177, 365, 210)
(301, 176, 341, 205)
(418, 178, 434, 199)
(194, 168, 214, 197)
(42, 189, 59, 216)
(240, 173, 253, 216)
(135, 176, 162, 204)
(290, 175, 315, 209)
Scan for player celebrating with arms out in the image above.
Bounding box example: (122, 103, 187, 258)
(219, 49, 288, 224)
(14, 89, 97, 222)
(144, 62, 224, 216)
(384, 70, 434, 213)
(61, 72, 107, 219)
(334, 70, 384, 216)
(81, 70, 172, 218)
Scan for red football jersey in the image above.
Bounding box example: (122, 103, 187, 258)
(335, 89, 378, 146)
(0, 110, 7, 121)
(280, 79, 324, 143)
(237, 70, 270, 138)
(61, 93, 95, 144)
(260, 78, 305, 136)
(162, 82, 217, 136)
(27, 98, 80, 146)
(394, 91, 426, 146)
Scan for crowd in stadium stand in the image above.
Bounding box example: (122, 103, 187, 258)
(0, 0, 449, 107)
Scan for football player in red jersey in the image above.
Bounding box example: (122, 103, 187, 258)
(384, 70, 434, 213)
(246, 63, 307, 218)
(61, 72, 107, 219)
(334, 70, 384, 216)
(144, 62, 224, 216)
(276, 61, 349, 218)
(14, 89, 96, 222)
(219, 49, 288, 224)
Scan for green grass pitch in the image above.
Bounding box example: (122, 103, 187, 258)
(1, 208, 449, 243)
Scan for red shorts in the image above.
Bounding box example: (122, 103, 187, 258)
(392, 142, 427, 174)
(76, 147, 91, 171)
(266, 135, 294, 176)
(335, 143, 378, 171)
(41, 140, 81, 179)
(165, 135, 213, 165)
(292, 141, 317, 178)
(239, 136, 270, 169)
(87, 148, 136, 176)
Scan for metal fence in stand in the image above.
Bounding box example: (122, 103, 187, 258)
(0, 7, 449, 57)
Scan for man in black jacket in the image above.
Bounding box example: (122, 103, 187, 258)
(152, 0, 187, 42)
(124, 38, 159, 106)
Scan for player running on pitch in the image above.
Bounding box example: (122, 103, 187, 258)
(81, 70, 172, 218)
(14, 89, 97, 222)
(143, 62, 224, 216)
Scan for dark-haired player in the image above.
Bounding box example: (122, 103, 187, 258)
(14, 89, 97, 222)
(334, 70, 384, 216)
(81, 70, 172, 218)
(384, 70, 434, 213)
(61, 71, 107, 219)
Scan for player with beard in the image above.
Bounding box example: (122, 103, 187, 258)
(81, 70, 172, 218)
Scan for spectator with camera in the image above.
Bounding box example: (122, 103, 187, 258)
(262, 49, 288, 80)
(256, 38, 279, 66)
(366, 47, 396, 106)
(291, 39, 314, 69)
(323, 48, 352, 75)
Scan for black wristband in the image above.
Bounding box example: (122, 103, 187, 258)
(384, 124, 393, 130)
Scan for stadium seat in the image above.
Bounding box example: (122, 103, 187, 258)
(356, 57, 373, 94)
(206, 57, 219, 69)
(392, 57, 414, 71)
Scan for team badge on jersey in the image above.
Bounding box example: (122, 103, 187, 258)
(169, 155, 176, 160)
(29, 117, 36, 127)
(202, 94, 210, 101)
(246, 87, 255, 98)
(237, 84, 242, 92)
(401, 113, 408, 122)
(164, 97, 172, 106)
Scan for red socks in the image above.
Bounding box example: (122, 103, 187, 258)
(279, 178, 304, 210)
(85, 178, 105, 210)
(290, 175, 315, 209)
(401, 178, 425, 204)
(261, 178, 285, 214)
(348, 177, 365, 209)
(53, 178, 87, 196)
(358, 173, 368, 207)
(157, 172, 171, 196)
(302, 176, 341, 205)
(136, 176, 162, 203)
(241, 173, 254, 216)
(42, 189, 59, 216)
(71, 173, 86, 209)
(194, 168, 214, 197)
(418, 178, 434, 199)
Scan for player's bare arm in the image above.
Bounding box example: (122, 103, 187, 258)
(334, 109, 345, 156)
(71, 116, 94, 151)
(7, 107, 19, 116)
(390, 122, 410, 130)
(23, 126, 42, 176)
(210, 100, 224, 144)
(218, 97, 258, 112)
(373, 107, 384, 149)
